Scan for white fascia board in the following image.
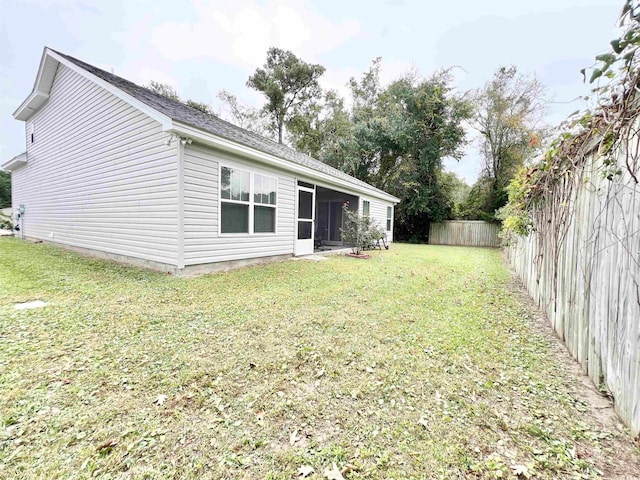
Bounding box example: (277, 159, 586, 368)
(170, 122, 400, 204)
(2, 153, 27, 172)
(13, 49, 51, 120)
(14, 91, 49, 120)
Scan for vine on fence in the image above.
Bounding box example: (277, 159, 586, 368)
(500, 0, 640, 240)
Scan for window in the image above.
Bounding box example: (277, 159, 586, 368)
(220, 166, 277, 234)
(386, 206, 393, 231)
(363, 200, 370, 217)
(253, 174, 277, 233)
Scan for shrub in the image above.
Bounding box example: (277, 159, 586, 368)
(340, 203, 384, 255)
(0, 212, 13, 231)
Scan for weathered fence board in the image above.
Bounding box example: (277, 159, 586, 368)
(429, 220, 500, 247)
(507, 149, 640, 436)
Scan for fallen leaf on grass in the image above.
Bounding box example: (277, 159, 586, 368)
(154, 394, 168, 406)
(298, 465, 314, 477)
(255, 410, 265, 426)
(341, 464, 359, 475)
(289, 430, 300, 446)
(96, 438, 119, 451)
(511, 464, 530, 478)
(324, 462, 345, 480)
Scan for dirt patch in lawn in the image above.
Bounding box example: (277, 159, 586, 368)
(507, 274, 640, 478)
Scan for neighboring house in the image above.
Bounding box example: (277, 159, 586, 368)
(2, 48, 399, 273)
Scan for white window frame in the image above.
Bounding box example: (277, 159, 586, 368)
(386, 206, 393, 231)
(362, 199, 371, 217)
(218, 163, 278, 236)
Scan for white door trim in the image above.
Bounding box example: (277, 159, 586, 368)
(294, 183, 315, 256)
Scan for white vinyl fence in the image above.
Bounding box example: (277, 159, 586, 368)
(429, 220, 500, 247)
(507, 149, 640, 436)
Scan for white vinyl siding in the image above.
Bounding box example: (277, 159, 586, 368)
(183, 144, 295, 265)
(361, 197, 394, 243)
(11, 63, 179, 265)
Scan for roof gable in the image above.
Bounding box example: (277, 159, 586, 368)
(14, 48, 173, 129)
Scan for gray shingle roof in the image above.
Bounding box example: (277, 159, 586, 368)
(53, 50, 396, 200)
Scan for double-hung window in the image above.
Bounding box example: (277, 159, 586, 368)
(220, 165, 277, 234)
(363, 200, 370, 217)
(386, 206, 393, 231)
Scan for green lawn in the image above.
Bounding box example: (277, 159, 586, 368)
(0, 238, 636, 479)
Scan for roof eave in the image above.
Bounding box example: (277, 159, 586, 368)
(2, 152, 27, 172)
(13, 91, 49, 120)
(170, 121, 400, 204)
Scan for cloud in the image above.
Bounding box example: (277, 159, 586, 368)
(150, 0, 360, 70)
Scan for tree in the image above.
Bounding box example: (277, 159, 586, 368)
(147, 81, 180, 101)
(285, 59, 471, 241)
(247, 48, 325, 144)
(439, 172, 470, 219)
(339, 67, 472, 241)
(185, 99, 213, 114)
(0, 171, 10, 208)
(287, 90, 354, 164)
(147, 81, 213, 115)
(458, 177, 495, 221)
(216, 90, 272, 138)
(470, 66, 548, 219)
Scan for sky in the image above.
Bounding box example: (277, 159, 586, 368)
(0, 0, 624, 183)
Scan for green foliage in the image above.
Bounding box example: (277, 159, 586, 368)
(247, 48, 325, 144)
(147, 81, 180, 101)
(287, 90, 354, 163)
(458, 177, 501, 221)
(346, 67, 472, 241)
(0, 212, 13, 230)
(470, 66, 548, 221)
(339, 203, 384, 255)
(439, 172, 471, 219)
(216, 89, 271, 138)
(147, 81, 214, 116)
(185, 99, 212, 114)
(500, 0, 640, 240)
(0, 171, 10, 208)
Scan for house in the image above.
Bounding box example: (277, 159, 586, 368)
(3, 48, 399, 274)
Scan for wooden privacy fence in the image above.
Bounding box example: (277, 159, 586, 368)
(429, 220, 500, 247)
(507, 149, 640, 436)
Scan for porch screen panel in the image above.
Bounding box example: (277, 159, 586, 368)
(329, 201, 343, 242)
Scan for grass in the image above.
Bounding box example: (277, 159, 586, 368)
(0, 238, 636, 479)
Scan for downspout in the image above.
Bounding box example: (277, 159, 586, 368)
(177, 140, 185, 270)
